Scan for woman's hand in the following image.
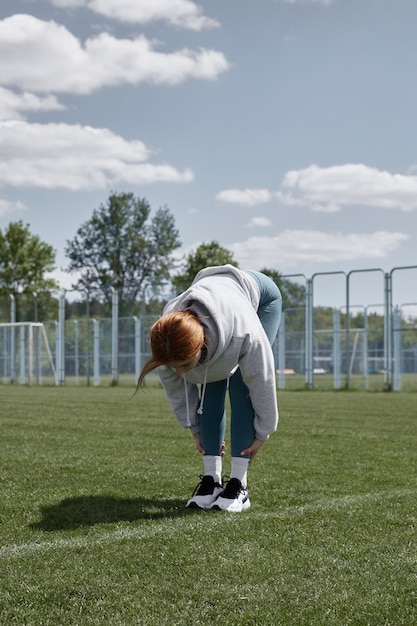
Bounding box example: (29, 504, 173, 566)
(240, 437, 264, 463)
(193, 432, 206, 455)
(193, 433, 225, 457)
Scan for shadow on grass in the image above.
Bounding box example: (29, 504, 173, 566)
(31, 494, 199, 531)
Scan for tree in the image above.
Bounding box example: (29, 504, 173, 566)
(0, 221, 57, 321)
(172, 241, 238, 293)
(65, 192, 181, 311)
(0, 221, 58, 321)
(260, 268, 306, 310)
(0, 221, 57, 294)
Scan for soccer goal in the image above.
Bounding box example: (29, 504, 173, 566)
(0, 322, 57, 386)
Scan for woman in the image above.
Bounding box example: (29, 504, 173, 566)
(137, 264, 282, 512)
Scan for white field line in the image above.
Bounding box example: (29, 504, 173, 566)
(1, 488, 415, 560)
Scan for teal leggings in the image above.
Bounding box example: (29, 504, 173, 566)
(199, 271, 282, 458)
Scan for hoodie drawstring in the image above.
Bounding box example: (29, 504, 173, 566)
(183, 366, 208, 423)
(184, 376, 190, 424)
(197, 367, 208, 415)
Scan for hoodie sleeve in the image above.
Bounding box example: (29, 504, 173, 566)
(238, 334, 279, 441)
(157, 365, 201, 434)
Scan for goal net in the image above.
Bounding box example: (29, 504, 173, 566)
(0, 322, 57, 386)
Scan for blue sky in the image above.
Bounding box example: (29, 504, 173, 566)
(1, 0, 417, 309)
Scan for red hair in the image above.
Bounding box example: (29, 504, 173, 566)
(136, 310, 205, 389)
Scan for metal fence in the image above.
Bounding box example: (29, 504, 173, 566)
(1, 264, 417, 390)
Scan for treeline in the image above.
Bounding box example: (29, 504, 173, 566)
(1, 192, 416, 339)
(0, 191, 307, 322)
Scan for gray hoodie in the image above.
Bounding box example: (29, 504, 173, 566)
(157, 265, 279, 441)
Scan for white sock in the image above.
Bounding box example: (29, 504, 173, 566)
(231, 456, 250, 488)
(203, 455, 222, 484)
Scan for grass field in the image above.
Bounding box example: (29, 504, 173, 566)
(0, 384, 416, 625)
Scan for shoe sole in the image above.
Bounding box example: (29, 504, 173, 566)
(186, 488, 224, 510)
(211, 498, 251, 513)
(186, 501, 206, 510)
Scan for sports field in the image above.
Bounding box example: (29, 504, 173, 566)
(0, 384, 416, 625)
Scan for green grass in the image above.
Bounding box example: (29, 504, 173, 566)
(0, 384, 416, 625)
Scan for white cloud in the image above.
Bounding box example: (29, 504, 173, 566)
(0, 197, 27, 217)
(0, 121, 194, 190)
(0, 15, 230, 95)
(230, 230, 408, 269)
(49, 0, 219, 30)
(0, 87, 65, 121)
(88, 0, 219, 30)
(280, 164, 417, 212)
(216, 188, 272, 206)
(247, 217, 273, 228)
(217, 164, 417, 212)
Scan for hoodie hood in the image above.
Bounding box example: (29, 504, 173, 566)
(163, 265, 260, 379)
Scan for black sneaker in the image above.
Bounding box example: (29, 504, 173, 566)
(186, 475, 224, 509)
(210, 477, 250, 512)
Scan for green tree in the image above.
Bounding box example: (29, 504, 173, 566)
(0, 221, 57, 321)
(172, 241, 238, 293)
(260, 268, 306, 311)
(65, 192, 181, 313)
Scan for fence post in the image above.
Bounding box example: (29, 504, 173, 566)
(364, 309, 369, 390)
(19, 325, 25, 384)
(28, 323, 33, 387)
(278, 310, 286, 389)
(134, 316, 141, 383)
(54, 320, 59, 382)
(74, 320, 79, 385)
(345, 272, 351, 389)
(384, 272, 392, 390)
(305, 278, 313, 389)
(85, 293, 91, 386)
(393, 306, 401, 391)
(58, 291, 66, 385)
(3, 326, 7, 380)
(10, 294, 16, 383)
(33, 292, 38, 323)
(111, 287, 119, 385)
(333, 308, 341, 389)
(93, 319, 100, 386)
